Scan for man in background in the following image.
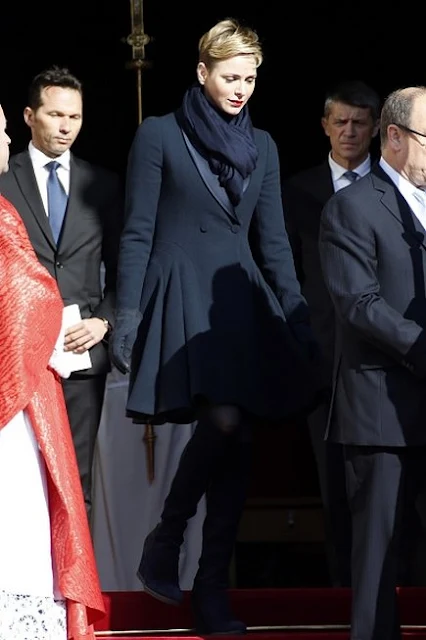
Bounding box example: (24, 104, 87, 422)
(0, 66, 123, 524)
(282, 80, 381, 586)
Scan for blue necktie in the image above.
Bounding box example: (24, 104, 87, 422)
(343, 170, 359, 183)
(46, 161, 67, 244)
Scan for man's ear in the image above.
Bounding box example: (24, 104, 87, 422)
(23, 107, 33, 127)
(387, 123, 403, 150)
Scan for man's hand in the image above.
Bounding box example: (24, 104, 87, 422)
(64, 318, 108, 354)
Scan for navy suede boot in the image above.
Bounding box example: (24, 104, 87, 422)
(137, 418, 229, 605)
(191, 436, 251, 635)
(137, 523, 183, 605)
(192, 588, 247, 635)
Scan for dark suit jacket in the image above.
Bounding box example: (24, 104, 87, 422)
(282, 162, 336, 380)
(319, 163, 426, 447)
(0, 150, 123, 375)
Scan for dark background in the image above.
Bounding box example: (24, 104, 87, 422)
(2, 2, 423, 181)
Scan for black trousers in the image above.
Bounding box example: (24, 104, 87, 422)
(345, 445, 426, 640)
(61, 373, 107, 525)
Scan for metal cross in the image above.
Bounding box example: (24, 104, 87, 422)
(125, 0, 152, 124)
(124, 0, 156, 483)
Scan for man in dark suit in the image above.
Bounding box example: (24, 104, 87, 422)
(282, 80, 381, 586)
(0, 66, 123, 523)
(319, 86, 426, 640)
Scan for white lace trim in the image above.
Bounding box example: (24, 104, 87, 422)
(0, 591, 66, 640)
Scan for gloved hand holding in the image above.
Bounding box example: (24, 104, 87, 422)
(109, 308, 142, 374)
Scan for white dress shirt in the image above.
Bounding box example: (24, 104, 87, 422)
(28, 142, 70, 217)
(379, 157, 426, 230)
(328, 153, 371, 192)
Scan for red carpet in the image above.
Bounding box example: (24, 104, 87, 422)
(95, 637, 426, 640)
(94, 588, 426, 638)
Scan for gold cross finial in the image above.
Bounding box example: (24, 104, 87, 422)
(125, 0, 152, 124)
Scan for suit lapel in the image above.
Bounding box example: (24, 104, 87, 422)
(372, 165, 426, 251)
(310, 162, 335, 206)
(57, 154, 80, 252)
(13, 152, 56, 249)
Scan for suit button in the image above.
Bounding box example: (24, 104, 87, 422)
(401, 359, 414, 372)
(56, 261, 64, 268)
(200, 225, 207, 233)
(230, 225, 239, 234)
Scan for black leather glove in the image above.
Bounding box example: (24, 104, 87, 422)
(109, 308, 142, 374)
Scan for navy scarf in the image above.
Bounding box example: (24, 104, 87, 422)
(177, 84, 258, 206)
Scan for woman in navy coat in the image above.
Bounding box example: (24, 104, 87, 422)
(111, 18, 320, 635)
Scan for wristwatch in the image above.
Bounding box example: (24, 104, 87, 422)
(99, 317, 111, 333)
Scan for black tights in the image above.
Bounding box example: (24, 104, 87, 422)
(160, 403, 252, 589)
(197, 403, 252, 439)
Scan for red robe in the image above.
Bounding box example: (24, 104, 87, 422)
(0, 195, 105, 639)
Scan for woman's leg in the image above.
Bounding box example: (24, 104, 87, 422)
(192, 406, 252, 634)
(137, 405, 246, 607)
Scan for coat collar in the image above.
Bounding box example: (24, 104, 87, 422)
(182, 130, 249, 223)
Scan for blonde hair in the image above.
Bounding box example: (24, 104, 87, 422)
(198, 18, 263, 69)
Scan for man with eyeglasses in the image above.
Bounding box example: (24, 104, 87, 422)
(319, 86, 426, 640)
(282, 80, 381, 588)
(394, 122, 426, 146)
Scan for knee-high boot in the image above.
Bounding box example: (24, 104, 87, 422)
(191, 434, 252, 635)
(137, 417, 230, 605)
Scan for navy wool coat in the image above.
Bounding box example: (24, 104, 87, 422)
(116, 112, 319, 424)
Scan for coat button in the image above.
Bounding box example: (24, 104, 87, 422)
(56, 261, 64, 268)
(200, 225, 207, 233)
(231, 224, 239, 234)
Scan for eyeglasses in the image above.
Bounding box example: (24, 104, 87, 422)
(393, 123, 426, 145)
